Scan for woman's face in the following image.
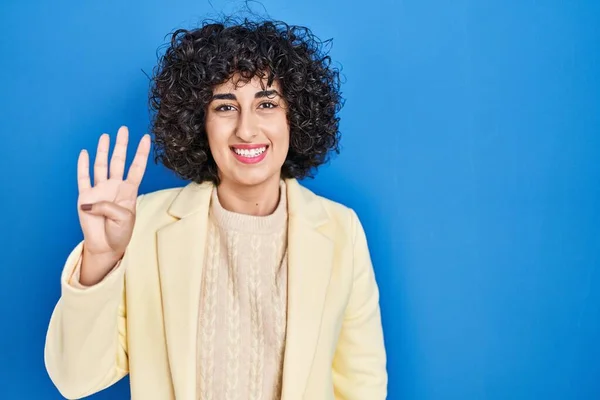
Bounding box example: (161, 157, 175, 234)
(205, 75, 290, 188)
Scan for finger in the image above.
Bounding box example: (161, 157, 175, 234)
(109, 126, 129, 181)
(77, 149, 91, 192)
(94, 134, 110, 186)
(80, 201, 133, 223)
(126, 134, 151, 186)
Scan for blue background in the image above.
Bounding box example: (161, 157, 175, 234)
(1, 0, 599, 399)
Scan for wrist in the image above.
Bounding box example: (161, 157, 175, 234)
(80, 248, 123, 286)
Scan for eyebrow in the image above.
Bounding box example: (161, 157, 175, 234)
(255, 89, 280, 99)
(210, 89, 281, 101)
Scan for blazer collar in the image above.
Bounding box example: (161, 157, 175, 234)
(166, 178, 330, 228)
(166, 181, 213, 219)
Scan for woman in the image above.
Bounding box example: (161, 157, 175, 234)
(44, 18, 387, 400)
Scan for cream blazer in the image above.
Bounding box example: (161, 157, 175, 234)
(44, 178, 387, 399)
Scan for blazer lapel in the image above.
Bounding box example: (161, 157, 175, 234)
(156, 182, 213, 399)
(281, 179, 335, 400)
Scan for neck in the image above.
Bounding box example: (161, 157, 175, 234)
(216, 175, 282, 216)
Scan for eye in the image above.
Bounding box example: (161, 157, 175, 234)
(215, 104, 237, 112)
(259, 101, 278, 109)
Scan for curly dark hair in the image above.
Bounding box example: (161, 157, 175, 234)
(149, 17, 343, 184)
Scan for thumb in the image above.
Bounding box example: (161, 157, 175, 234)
(80, 201, 133, 223)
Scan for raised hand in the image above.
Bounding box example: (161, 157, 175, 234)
(76, 126, 151, 285)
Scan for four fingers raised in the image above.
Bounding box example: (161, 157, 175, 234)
(78, 127, 151, 193)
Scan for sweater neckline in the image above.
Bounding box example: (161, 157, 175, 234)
(209, 180, 288, 234)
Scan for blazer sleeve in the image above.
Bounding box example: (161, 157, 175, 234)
(44, 196, 145, 399)
(44, 243, 128, 399)
(332, 209, 388, 400)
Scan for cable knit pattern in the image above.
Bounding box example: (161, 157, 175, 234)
(196, 181, 289, 400)
(225, 231, 240, 400)
(248, 235, 265, 400)
(270, 231, 288, 399)
(198, 223, 220, 400)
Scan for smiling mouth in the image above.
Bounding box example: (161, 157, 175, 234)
(230, 145, 269, 164)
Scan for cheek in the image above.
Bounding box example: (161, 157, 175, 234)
(205, 120, 231, 151)
(268, 115, 291, 148)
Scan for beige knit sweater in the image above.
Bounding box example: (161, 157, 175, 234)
(197, 181, 289, 400)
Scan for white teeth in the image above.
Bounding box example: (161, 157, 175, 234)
(233, 146, 266, 157)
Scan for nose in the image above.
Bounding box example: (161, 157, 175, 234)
(235, 108, 258, 142)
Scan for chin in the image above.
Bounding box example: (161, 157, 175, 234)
(225, 168, 278, 188)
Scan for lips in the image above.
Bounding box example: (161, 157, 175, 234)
(230, 144, 269, 164)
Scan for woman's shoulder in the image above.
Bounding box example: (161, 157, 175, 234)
(291, 180, 362, 233)
(302, 185, 351, 213)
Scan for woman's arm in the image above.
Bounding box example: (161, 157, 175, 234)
(44, 241, 129, 399)
(332, 210, 388, 399)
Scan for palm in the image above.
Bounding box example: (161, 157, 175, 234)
(77, 127, 151, 256)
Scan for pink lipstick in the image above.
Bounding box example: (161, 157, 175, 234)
(230, 144, 269, 164)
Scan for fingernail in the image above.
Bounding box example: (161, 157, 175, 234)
(80, 204, 93, 211)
